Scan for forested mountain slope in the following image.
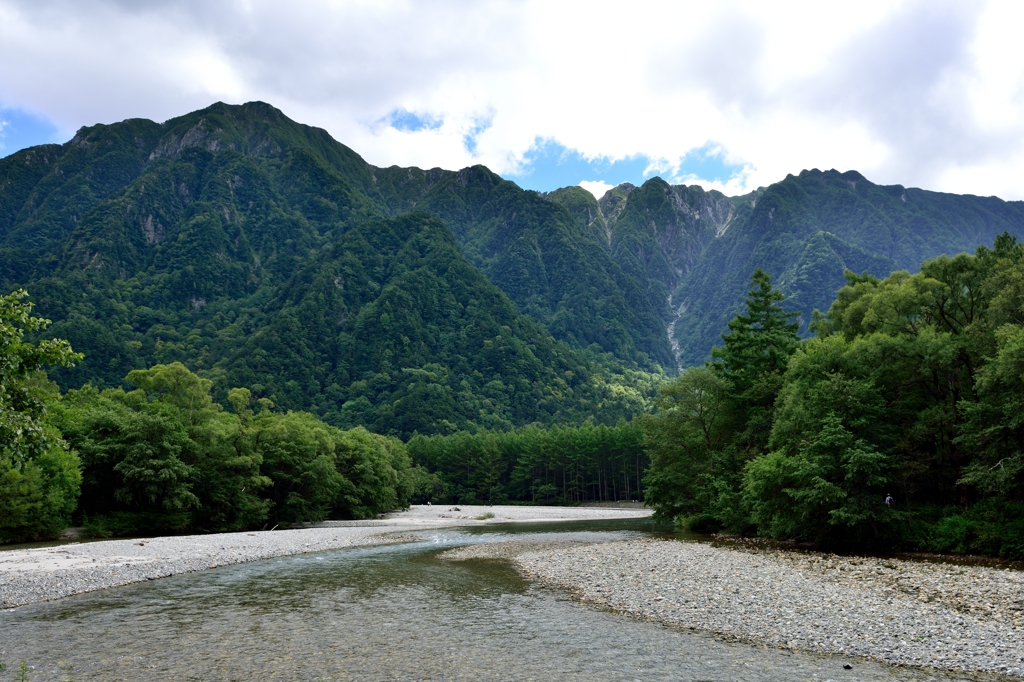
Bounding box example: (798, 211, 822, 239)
(0, 102, 655, 435)
(552, 171, 1024, 366)
(0, 101, 672, 372)
(369, 165, 673, 367)
(3, 99, 1023, 414)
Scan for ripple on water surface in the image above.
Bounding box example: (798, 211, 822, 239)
(0, 523, 993, 681)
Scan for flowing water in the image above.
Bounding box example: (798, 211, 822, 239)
(0, 520, 992, 681)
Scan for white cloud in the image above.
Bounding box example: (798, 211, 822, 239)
(1, 0, 1023, 197)
(579, 180, 615, 200)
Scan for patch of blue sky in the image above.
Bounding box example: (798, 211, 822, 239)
(381, 108, 443, 132)
(504, 138, 746, 193)
(670, 143, 745, 185)
(0, 106, 67, 157)
(462, 115, 493, 155)
(504, 138, 652, 192)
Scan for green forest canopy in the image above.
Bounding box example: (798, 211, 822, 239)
(643, 234, 1024, 557)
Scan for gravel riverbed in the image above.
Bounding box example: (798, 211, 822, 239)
(0, 505, 652, 610)
(448, 537, 1024, 678)
(0, 526, 424, 609)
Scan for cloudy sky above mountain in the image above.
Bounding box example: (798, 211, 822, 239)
(1, 0, 1023, 198)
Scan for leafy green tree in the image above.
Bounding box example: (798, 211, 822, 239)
(54, 360, 417, 534)
(641, 366, 732, 524)
(0, 290, 82, 542)
(744, 337, 901, 547)
(404, 464, 446, 503)
(332, 427, 407, 518)
(643, 269, 800, 530)
(251, 410, 345, 525)
(738, 234, 1024, 554)
(57, 387, 198, 520)
(409, 422, 645, 505)
(54, 363, 271, 534)
(126, 364, 271, 531)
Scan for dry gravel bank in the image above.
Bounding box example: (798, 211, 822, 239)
(377, 503, 653, 525)
(448, 537, 1024, 678)
(0, 505, 651, 609)
(0, 526, 423, 609)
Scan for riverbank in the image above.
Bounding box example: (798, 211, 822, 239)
(444, 537, 1024, 678)
(377, 503, 652, 525)
(0, 505, 651, 609)
(0, 526, 424, 609)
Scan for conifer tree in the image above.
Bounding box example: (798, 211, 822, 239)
(711, 268, 800, 450)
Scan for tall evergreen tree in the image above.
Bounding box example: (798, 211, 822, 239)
(643, 269, 801, 531)
(712, 268, 800, 450)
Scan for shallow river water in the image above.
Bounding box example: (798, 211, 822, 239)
(0, 520, 996, 681)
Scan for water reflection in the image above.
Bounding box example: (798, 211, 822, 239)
(0, 522, 994, 681)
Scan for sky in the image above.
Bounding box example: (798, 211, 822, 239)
(2, 0, 1024, 199)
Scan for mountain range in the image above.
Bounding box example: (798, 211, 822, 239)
(2, 101, 1022, 434)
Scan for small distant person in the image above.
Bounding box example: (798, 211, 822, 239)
(427, 501, 432, 506)
(885, 494, 893, 507)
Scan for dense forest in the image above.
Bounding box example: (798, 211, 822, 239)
(407, 422, 646, 505)
(577, 170, 1024, 367)
(644, 235, 1024, 557)
(0, 291, 421, 541)
(6, 235, 1022, 556)
(3, 101, 1023, 424)
(0, 102, 665, 432)
(0, 288, 643, 542)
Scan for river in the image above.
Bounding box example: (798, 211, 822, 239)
(0, 520, 987, 680)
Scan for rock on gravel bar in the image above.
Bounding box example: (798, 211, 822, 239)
(500, 538, 1024, 678)
(0, 526, 421, 609)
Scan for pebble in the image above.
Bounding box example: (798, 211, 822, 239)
(454, 537, 1024, 678)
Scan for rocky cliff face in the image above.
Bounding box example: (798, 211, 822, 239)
(572, 169, 1024, 367)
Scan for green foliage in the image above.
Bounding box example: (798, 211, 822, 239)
(0, 290, 82, 542)
(408, 422, 646, 505)
(712, 268, 800, 451)
(5, 100, 1024, 554)
(922, 501, 1024, 559)
(51, 362, 413, 536)
(640, 366, 731, 521)
(643, 270, 799, 532)
(600, 178, 738, 327)
(207, 211, 659, 437)
(246, 410, 340, 525)
(645, 238, 1024, 554)
(404, 464, 446, 504)
(0, 102, 664, 438)
(376, 167, 673, 368)
(332, 427, 410, 518)
(615, 169, 1024, 367)
(740, 234, 1024, 552)
(52, 364, 269, 534)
